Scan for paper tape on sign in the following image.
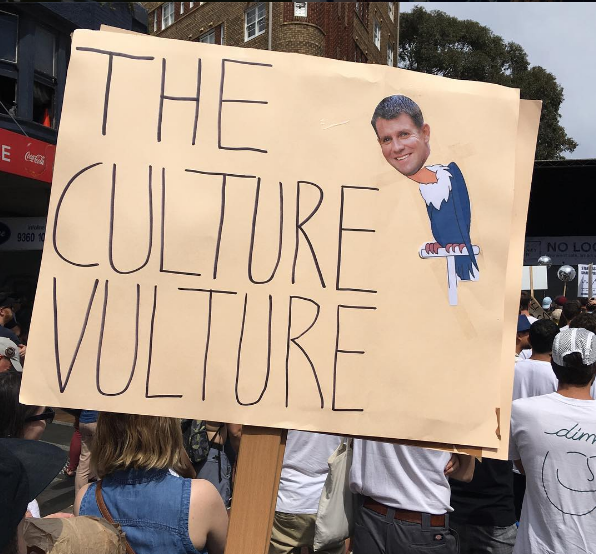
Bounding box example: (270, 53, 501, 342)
(20, 29, 540, 455)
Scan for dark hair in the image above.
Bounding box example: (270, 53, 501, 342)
(578, 297, 588, 308)
(371, 95, 424, 136)
(562, 300, 581, 323)
(529, 319, 559, 354)
(551, 352, 596, 386)
(520, 291, 531, 311)
(569, 312, 596, 334)
(0, 372, 39, 438)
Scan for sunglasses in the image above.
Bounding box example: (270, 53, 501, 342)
(25, 407, 55, 424)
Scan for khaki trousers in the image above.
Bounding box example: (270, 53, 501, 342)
(269, 511, 346, 554)
(74, 421, 97, 495)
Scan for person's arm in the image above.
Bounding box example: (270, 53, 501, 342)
(514, 459, 525, 475)
(189, 479, 228, 554)
(445, 453, 475, 482)
(73, 483, 90, 516)
(226, 424, 242, 455)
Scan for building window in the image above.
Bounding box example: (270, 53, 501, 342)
(190, 1, 194, 6)
(198, 25, 223, 45)
(199, 29, 215, 44)
(181, 2, 184, 14)
(153, 9, 157, 32)
(294, 2, 307, 17)
(373, 19, 381, 49)
(388, 2, 394, 21)
(0, 10, 18, 63)
(162, 2, 174, 29)
(355, 2, 368, 25)
(387, 42, 394, 66)
(35, 26, 55, 77)
(245, 3, 266, 42)
(354, 42, 367, 64)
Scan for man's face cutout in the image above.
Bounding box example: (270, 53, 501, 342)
(542, 449, 596, 516)
(375, 113, 431, 177)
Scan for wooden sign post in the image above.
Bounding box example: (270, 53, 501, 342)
(225, 428, 287, 554)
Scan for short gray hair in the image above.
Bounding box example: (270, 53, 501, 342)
(371, 95, 424, 136)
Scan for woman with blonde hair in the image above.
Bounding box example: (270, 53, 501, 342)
(74, 413, 227, 554)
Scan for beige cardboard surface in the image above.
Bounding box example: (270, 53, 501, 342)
(21, 30, 539, 450)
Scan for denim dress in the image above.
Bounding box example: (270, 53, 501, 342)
(79, 468, 205, 554)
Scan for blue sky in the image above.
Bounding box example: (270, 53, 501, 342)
(401, 3, 596, 159)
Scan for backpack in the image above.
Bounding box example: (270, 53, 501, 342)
(181, 420, 210, 465)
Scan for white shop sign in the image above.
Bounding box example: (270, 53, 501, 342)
(0, 218, 46, 251)
(524, 236, 596, 265)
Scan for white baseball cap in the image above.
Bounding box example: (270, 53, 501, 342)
(0, 337, 22, 372)
(552, 328, 596, 367)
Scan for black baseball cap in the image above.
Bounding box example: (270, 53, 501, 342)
(0, 439, 66, 550)
(0, 295, 16, 309)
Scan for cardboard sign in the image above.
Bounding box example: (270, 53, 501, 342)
(578, 264, 596, 298)
(21, 30, 540, 454)
(521, 266, 548, 291)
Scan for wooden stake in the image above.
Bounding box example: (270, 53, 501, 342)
(529, 266, 534, 299)
(563, 282, 567, 297)
(589, 263, 593, 299)
(225, 427, 287, 554)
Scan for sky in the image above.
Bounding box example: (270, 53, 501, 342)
(400, 2, 596, 159)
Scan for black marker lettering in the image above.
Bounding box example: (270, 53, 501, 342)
(75, 47, 154, 136)
(53, 277, 100, 392)
(178, 287, 237, 401)
(336, 186, 379, 294)
(157, 58, 202, 145)
(218, 58, 272, 153)
(185, 169, 256, 279)
(160, 167, 202, 277)
(285, 296, 324, 408)
(292, 181, 326, 288)
(145, 285, 183, 398)
(96, 281, 140, 396)
(248, 179, 283, 284)
(332, 304, 376, 412)
(108, 165, 153, 274)
(235, 294, 273, 406)
(53, 163, 103, 268)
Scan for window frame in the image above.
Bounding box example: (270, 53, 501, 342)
(244, 3, 266, 42)
(0, 9, 19, 64)
(180, 2, 184, 15)
(388, 2, 394, 22)
(199, 29, 215, 44)
(162, 2, 174, 30)
(387, 42, 394, 67)
(373, 18, 381, 50)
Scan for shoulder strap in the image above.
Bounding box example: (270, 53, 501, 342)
(95, 480, 138, 554)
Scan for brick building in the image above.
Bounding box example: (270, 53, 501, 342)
(141, 2, 399, 67)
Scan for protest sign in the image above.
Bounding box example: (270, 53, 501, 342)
(578, 264, 596, 298)
(21, 29, 540, 454)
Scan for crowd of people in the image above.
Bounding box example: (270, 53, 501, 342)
(1, 290, 596, 554)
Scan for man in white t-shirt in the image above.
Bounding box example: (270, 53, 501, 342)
(510, 327, 596, 554)
(513, 319, 559, 400)
(270, 431, 343, 554)
(349, 441, 474, 554)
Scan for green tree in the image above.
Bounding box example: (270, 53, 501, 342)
(399, 6, 577, 159)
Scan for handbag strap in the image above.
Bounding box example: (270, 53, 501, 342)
(95, 480, 137, 554)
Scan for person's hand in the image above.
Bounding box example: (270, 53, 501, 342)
(444, 453, 460, 476)
(19, 344, 26, 358)
(44, 512, 74, 518)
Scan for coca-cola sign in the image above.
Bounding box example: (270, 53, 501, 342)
(0, 128, 55, 184)
(25, 151, 46, 166)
